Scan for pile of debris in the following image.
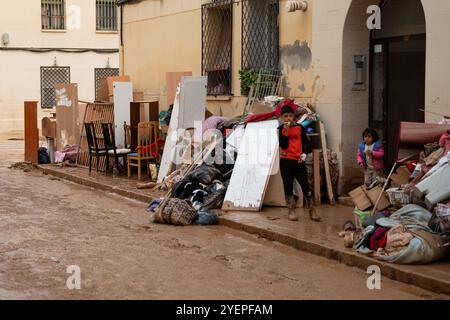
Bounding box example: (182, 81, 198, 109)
(147, 79, 331, 226)
(8, 161, 37, 172)
(344, 123, 450, 264)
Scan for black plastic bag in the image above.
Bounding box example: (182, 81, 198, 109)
(38, 147, 50, 164)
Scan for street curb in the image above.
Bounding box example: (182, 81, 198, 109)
(38, 165, 450, 295)
(38, 165, 156, 204)
(219, 217, 450, 295)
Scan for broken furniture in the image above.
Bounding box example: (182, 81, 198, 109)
(85, 122, 109, 175)
(42, 116, 56, 163)
(130, 100, 159, 150)
(127, 121, 158, 180)
(101, 123, 131, 174)
(158, 76, 208, 182)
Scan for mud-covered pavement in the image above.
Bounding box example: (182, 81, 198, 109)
(0, 136, 446, 300)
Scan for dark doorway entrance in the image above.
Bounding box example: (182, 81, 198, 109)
(369, 34, 426, 167)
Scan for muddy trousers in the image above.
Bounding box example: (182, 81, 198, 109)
(280, 158, 311, 198)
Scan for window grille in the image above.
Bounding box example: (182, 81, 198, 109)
(96, 0, 118, 31)
(242, 0, 279, 71)
(41, 66, 71, 108)
(201, 0, 233, 96)
(94, 68, 119, 98)
(42, 0, 65, 30)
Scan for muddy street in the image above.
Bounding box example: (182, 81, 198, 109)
(0, 139, 446, 300)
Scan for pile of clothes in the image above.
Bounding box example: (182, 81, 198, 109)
(343, 127, 450, 264)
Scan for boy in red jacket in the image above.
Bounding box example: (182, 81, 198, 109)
(278, 104, 321, 222)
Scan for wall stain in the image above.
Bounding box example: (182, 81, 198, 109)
(280, 40, 312, 72)
(298, 84, 306, 92)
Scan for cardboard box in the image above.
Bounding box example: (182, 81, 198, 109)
(349, 186, 372, 211)
(390, 166, 411, 187)
(366, 185, 391, 211)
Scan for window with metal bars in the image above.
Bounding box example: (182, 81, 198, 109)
(242, 0, 279, 72)
(41, 66, 71, 108)
(94, 68, 119, 98)
(41, 0, 65, 30)
(201, 0, 233, 96)
(96, 0, 118, 31)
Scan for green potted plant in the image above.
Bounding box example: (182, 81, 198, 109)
(238, 68, 258, 96)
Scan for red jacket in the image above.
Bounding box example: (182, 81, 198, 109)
(278, 123, 311, 161)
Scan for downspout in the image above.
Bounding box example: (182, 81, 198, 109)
(120, 4, 125, 76)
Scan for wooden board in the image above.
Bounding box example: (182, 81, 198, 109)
(166, 72, 192, 108)
(222, 120, 279, 211)
(24, 101, 38, 164)
(55, 83, 79, 151)
(313, 149, 322, 205)
(319, 121, 335, 204)
(158, 77, 207, 182)
(113, 82, 133, 147)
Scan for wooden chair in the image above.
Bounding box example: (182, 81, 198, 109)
(85, 122, 108, 175)
(127, 121, 158, 179)
(102, 123, 131, 174)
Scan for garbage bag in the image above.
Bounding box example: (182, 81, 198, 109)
(184, 163, 222, 185)
(192, 209, 219, 225)
(202, 187, 227, 210)
(38, 147, 50, 164)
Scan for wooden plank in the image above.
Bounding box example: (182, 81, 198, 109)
(319, 121, 335, 205)
(113, 82, 133, 147)
(55, 83, 79, 151)
(222, 120, 279, 211)
(24, 101, 38, 164)
(166, 71, 192, 107)
(313, 149, 322, 205)
(107, 76, 130, 96)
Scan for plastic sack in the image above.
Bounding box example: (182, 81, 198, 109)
(192, 209, 220, 225)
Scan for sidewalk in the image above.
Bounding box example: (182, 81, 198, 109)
(37, 164, 450, 295)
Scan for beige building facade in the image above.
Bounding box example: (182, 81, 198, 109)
(0, 0, 119, 133)
(119, 0, 450, 193)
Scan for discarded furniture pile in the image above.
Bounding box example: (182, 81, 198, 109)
(34, 76, 162, 179)
(148, 75, 338, 226)
(344, 121, 450, 264)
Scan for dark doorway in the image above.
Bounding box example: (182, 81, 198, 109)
(368, 0, 426, 168)
(369, 35, 426, 167)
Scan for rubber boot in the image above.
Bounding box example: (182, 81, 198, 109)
(305, 193, 321, 222)
(285, 195, 298, 221)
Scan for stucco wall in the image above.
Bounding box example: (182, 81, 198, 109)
(121, 0, 313, 115)
(0, 51, 119, 132)
(0, 0, 119, 133)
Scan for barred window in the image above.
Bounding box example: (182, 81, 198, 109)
(42, 0, 65, 30)
(202, 0, 233, 96)
(96, 0, 118, 31)
(94, 68, 119, 98)
(242, 0, 279, 71)
(41, 66, 71, 108)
